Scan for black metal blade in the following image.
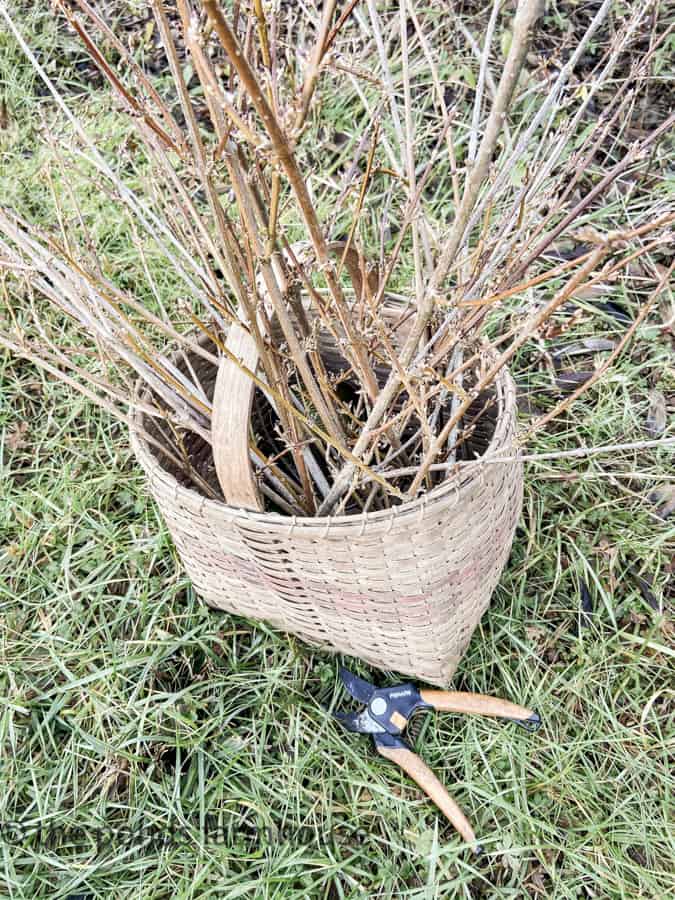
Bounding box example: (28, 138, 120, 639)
(512, 711, 542, 733)
(339, 666, 375, 704)
(373, 732, 410, 751)
(333, 709, 385, 734)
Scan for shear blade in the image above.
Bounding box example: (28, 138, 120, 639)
(333, 708, 385, 734)
(339, 666, 375, 704)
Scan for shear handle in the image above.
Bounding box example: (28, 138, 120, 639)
(420, 690, 537, 724)
(376, 744, 478, 849)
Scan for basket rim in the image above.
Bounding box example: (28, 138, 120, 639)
(130, 349, 519, 531)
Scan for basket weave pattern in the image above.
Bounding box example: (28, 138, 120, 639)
(131, 362, 522, 686)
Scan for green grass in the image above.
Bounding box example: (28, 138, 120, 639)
(2, 356, 673, 898)
(1, 4, 674, 898)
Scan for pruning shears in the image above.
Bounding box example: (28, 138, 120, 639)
(333, 666, 541, 851)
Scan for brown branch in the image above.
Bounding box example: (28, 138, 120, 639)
(294, 0, 337, 131)
(407, 245, 609, 497)
(523, 259, 675, 438)
(509, 111, 675, 283)
(202, 0, 380, 401)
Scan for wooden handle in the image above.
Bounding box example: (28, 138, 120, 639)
(420, 690, 535, 722)
(376, 745, 477, 846)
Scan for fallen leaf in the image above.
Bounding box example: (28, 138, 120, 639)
(525, 625, 548, 649)
(648, 485, 675, 519)
(5, 421, 28, 451)
(579, 579, 593, 629)
(549, 241, 591, 261)
(593, 300, 633, 324)
(595, 536, 614, 557)
(554, 370, 594, 392)
(525, 866, 549, 895)
(517, 393, 547, 418)
(101, 756, 130, 799)
(542, 308, 585, 338)
(574, 279, 617, 299)
(634, 573, 660, 612)
(551, 338, 616, 358)
(660, 617, 673, 641)
(645, 389, 667, 437)
(627, 847, 649, 868)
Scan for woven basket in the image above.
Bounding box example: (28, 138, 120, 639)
(131, 339, 523, 686)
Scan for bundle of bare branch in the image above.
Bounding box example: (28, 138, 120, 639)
(1, 0, 672, 516)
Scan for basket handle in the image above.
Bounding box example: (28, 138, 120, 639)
(211, 242, 378, 511)
(212, 321, 263, 511)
